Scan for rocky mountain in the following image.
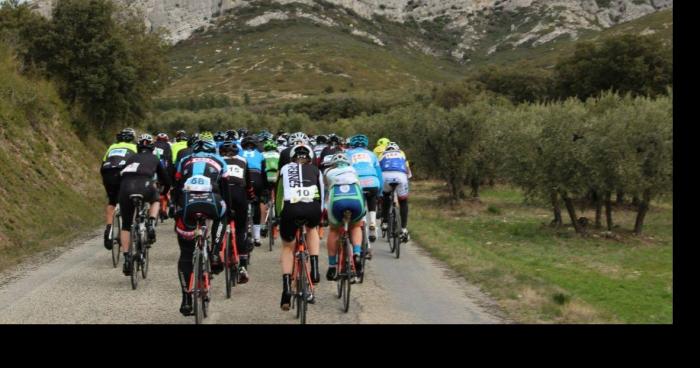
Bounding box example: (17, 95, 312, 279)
(30, 0, 671, 61)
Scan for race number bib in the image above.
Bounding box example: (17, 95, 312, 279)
(383, 151, 402, 159)
(184, 175, 212, 192)
(108, 148, 128, 158)
(121, 162, 140, 173)
(290, 186, 317, 204)
(351, 152, 372, 164)
(227, 165, 244, 179)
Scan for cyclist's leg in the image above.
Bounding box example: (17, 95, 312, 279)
(278, 203, 297, 310)
(381, 174, 392, 230)
(364, 187, 379, 241)
(301, 201, 322, 284)
(250, 173, 264, 245)
(175, 216, 196, 316)
(397, 173, 410, 241)
(145, 184, 160, 242)
(101, 168, 120, 248)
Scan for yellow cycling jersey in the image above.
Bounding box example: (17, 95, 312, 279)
(102, 142, 137, 161)
(171, 141, 188, 162)
(373, 145, 386, 158)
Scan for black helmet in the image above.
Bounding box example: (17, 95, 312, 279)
(121, 128, 135, 143)
(187, 133, 200, 148)
(328, 133, 340, 144)
(241, 136, 258, 149)
(290, 144, 312, 161)
(175, 130, 187, 142)
(237, 128, 249, 138)
(137, 134, 155, 151)
(214, 131, 226, 142)
(226, 129, 239, 141)
(219, 140, 239, 156)
(316, 135, 328, 145)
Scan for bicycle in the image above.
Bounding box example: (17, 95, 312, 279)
(220, 218, 239, 299)
(246, 201, 254, 266)
(127, 194, 151, 290)
(190, 214, 212, 324)
(385, 182, 402, 259)
(110, 204, 121, 268)
(290, 219, 314, 324)
(335, 210, 356, 313)
(263, 193, 276, 252)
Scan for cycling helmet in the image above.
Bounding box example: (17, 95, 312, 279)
(121, 128, 135, 142)
(214, 131, 226, 142)
(258, 130, 272, 141)
(328, 134, 340, 144)
(226, 129, 239, 141)
(156, 132, 169, 142)
(193, 139, 216, 153)
(349, 134, 369, 148)
(309, 137, 317, 147)
(385, 142, 400, 151)
(263, 140, 278, 151)
(237, 128, 249, 138)
(241, 136, 258, 149)
(187, 133, 200, 148)
(290, 144, 313, 161)
(288, 131, 308, 146)
(137, 134, 155, 151)
(175, 130, 187, 142)
(219, 140, 239, 156)
(331, 152, 351, 167)
(276, 136, 287, 145)
(199, 131, 214, 142)
(377, 137, 390, 147)
(316, 135, 328, 145)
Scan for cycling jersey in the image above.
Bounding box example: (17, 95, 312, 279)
(313, 144, 327, 162)
(345, 147, 383, 190)
(171, 141, 188, 162)
(373, 144, 386, 159)
(241, 148, 265, 173)
(102, 142, 137, 170)
(174, 151, 229, 202)
(262, 150, 280, 184)
(325, 165, 366, 226)
(379, 149, 409, 174)
(154, 141, 173, 168)
(275, 162, 324, 215)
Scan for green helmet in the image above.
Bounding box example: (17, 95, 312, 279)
(263, 139, 278, 151)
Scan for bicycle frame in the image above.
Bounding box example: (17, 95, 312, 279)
(219, 220, 239, 267)
(189, 216, 211, 297)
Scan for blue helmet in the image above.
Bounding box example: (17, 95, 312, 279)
(349, 134, 369, 148)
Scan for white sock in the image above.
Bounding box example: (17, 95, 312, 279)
(402, 228, 407, 233)
(369, 211, 376, 227)
(254, 225, 261, 240)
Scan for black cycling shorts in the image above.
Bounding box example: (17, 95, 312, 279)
(101, 168, 122, 206)
(279, 201, 321, 242)
(177, 191, 226, 229)
(118, 178, 159, 231)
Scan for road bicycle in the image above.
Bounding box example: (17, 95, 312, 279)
(127, 194, 151, 289)
(335, 210, 356, 313)
(110, 204, 121, 268)
(290, 219, 314, 324)
(190, 214, 212, 324)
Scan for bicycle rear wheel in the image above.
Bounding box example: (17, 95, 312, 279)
(141, 245, 149, 279)
(393, 205, 401, 259)
(111, 209, 121, 268)
(388, 208, 396, 253)
(193, 250, 204, 324)
(268, 204, 275, 252)
(299, 264, 308, 325)
(342, 241, 352, 313)
(129, 227, 139, 290)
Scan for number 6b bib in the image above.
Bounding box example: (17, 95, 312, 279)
(184, 175, 213, 192)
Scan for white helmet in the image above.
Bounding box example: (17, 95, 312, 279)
(385, 142, 400, 151)
(288, 132, 308, 146)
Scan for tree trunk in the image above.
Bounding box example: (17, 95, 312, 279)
(616, 191, 625, 205)
(605, 192, 614, 231)
(550, 190, 563, 227)
(470, 178, 480, 199)
(632, 195, 640, 206)
(447, 176, 465, 202)
(594, 191, 602, 229)
(561, 191, 584, 234)
(634, 190, 652, 235)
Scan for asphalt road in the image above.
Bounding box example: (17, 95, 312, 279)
(0, 221, 504, 324)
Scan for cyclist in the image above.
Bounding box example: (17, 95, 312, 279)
(240, 135, 266, 247)
(379, 142, 412, 242)
(313, 135, 329, 163)
(101, 129, 137, 249)
(276, 135, 288, 153)
(275, 144, 324, 310)
(346, 134, 383, 245)
(373, 137, 390, 159)
(261, 138, 280, 237)
(172, 134, 229, 316)
(319, 134, 343, 174)
(118, 134, 171, 276)
(323, 153, 366, 282)
(154, 133, 173, 219)
(215, 140, 255, 284)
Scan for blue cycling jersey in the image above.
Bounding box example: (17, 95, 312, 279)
(241, 148, 265, 172)
(379, 150, 408, 174)
(345, 147, 383, 189)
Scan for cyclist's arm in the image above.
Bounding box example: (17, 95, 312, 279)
(318, 168, 325, 207)
(374, 155, 383, 189)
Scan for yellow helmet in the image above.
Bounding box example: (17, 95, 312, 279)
(377, 137, 390, 147)
(199, 131, 214, 142)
